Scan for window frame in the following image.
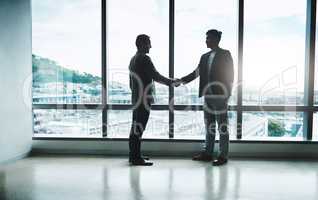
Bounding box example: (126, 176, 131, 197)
(32, 0, 317, 141)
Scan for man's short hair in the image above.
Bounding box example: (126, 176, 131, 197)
(206, 29, 222, 42)
(136, 34, 150, 48)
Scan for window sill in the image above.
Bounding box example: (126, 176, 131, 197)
(32, 136, 318, 144)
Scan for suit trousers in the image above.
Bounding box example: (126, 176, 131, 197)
(129, 100, 151, 160)
(203, 97, 229, 159)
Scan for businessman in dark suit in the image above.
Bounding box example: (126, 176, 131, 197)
(129, 34, 179, 166)
(179, 29, 234, 166)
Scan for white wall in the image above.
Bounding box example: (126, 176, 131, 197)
(0, 0, 32, 163)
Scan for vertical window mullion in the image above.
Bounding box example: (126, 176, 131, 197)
(102, 0, 107, 137)
(304, 0, 316, 140)
(169, 0, 175, 138)
(237, 0, 244, 139)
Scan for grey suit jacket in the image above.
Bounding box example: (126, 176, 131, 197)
(181, 47, 234, 98)
(129, 52, 173, 105)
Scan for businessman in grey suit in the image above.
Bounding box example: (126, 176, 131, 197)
(128, 34, 179, 166)
(179, 29, 234, 166)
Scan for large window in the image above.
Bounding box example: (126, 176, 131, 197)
(243, 0, 306, 105)
(174, 111, 237, 139)
(243, 112, 303, 139)
(105, 0, 170, 138)
(107, 110, 169, 138)
(32, 0, 318, 141)
(312, 113, 318, 140)
(33, 110, 102, 137)
(32, 0, 102, 105)
(32, 0, 102, 138)
(174, 0, 237, 106)
(107, 0, 169, 105)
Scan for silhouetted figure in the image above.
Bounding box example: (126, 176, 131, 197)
(180, 29, 234, 166)
(128, 34, 178, 166)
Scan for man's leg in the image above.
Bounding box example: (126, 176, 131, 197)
(213, 100, 229, 166)
(135, 105, 150, 159)
(129, 102, 153, 166)
(204, 108, 216, 156)
(217, 111, 229, 159)
(192, 101, 216, 161)
(129, 108, 141, 160)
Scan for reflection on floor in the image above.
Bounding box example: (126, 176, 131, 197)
(0, 154, 318, 200)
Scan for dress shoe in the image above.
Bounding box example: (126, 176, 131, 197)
(212, 157, 228, 166)
(129, 156, 149, 163)
(130, 158, 153, 166)
(192, 152, 213, 162)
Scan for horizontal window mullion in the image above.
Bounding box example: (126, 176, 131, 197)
(33, 104, 315, 112)
(241, 106, 312, 112)
(32, 104, 104, 110)
(106, 104, 237, 111)
(106, 104, 170, 110)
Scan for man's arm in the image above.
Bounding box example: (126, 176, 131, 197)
(224, 51, 234, 97)
(144, 56, 174, 86)
(180, 55, 203, 84)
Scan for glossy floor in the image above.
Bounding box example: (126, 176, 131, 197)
(0, 155, 318, 200)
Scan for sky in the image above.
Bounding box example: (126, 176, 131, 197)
(32, 0, 308, 93)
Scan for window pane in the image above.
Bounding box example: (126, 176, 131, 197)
(174, 111, 204, 139)
(174, 111, 237, 139)
(107, 110, 131, 138)
(312, 113, 318, 140)
(243, 0, 306, 105)
(175, 0, 237, 105)
(107, 0, 169, 105)
(107, 110, 169, 138)
(32, 0, 101, 104)
(33, 110, 102, 137)
(242, 112, 303, 139)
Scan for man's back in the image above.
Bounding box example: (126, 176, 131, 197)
(129, 53, 155, 104)
(129, 52, 173, 104)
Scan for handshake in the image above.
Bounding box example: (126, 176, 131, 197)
(171, 78, 184, 87)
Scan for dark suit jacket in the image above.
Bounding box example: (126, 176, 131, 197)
(129, 52, 173, 105)
(181, 47, 234, 98)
